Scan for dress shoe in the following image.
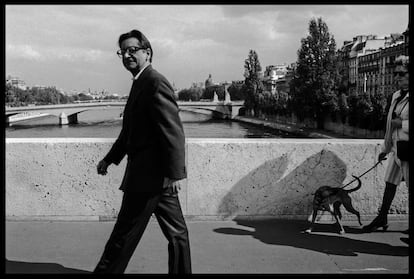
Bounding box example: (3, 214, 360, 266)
(362, 216, 388, 232)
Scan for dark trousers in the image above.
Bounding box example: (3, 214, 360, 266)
(94, 189, 191, 274)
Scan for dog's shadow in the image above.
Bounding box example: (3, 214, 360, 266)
(214, 219, 409, 257)
(5, 259, 91, 274)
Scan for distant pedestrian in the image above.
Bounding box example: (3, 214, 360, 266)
(94, 29, 191, 274)
(363, 55, 409, 233)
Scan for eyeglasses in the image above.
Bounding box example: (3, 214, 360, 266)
(116, 46, 145, 58)
(394, 71, 408, 77)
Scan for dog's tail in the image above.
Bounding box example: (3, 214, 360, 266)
(345, 175, 361, 193)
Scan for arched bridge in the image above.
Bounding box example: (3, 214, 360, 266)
(5, 100, 245, 125)
(177, 101, 244, 120)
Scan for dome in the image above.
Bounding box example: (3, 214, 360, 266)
(205, 74, 214, 87)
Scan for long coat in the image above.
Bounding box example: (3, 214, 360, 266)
(381, 90, 409, 185)
(103, 65, 186, 192)
(381, 90, 409, 155)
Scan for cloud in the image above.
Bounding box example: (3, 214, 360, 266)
(54, 48, 107, 62)
(221, 5, 358, 19)
(6, 44, 43, 61)
(7, 44, 110, 63)
(5, 4, 409, 92)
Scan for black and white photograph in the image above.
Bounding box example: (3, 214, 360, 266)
(4, 3, 410, 274)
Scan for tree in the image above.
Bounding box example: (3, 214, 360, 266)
(5, 82, 77, 106)
(337, 92, 349, 124)
(202, 85, 224, 100)
(5, 83, 16, 104)
(178, 87, 203, 101)
(355, 91, 373, 129)
(243, 49, 264, 116)
(290, 17, 340, 128)
(227, 82, 246, 101)
(78, 93, 93, 101)
(347, 91, 373, 128)
(244, 49, 262, 82)
(369, 90, 387, 130)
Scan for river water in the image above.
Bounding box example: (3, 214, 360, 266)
(5, 107, 299, 138)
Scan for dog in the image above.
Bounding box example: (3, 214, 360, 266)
(305, 175, 363, 234)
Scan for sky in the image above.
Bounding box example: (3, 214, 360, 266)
(5, 5, 409, 95)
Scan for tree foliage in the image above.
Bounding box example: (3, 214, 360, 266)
(202, 85, 224, 100)
(177, 87, 204, 101)
(243, 49, 264, 115)
(290, 17, 340, 128)
(244, 49, 262, 82)
(227, 82, 246, 101)
(5, 84, 75, 106)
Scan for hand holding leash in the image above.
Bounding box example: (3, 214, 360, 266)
(378, 152, 387, 162)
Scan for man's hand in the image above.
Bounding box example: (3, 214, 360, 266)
(378, 152, 387, 162)
(391, 117, 403, 130)
(97, 160, 109, 175)
(163, 177, 182, 194)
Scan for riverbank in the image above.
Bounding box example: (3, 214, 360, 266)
(233, 116, 355, 139)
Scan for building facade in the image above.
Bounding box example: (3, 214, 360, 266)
(338, 29, 408, 98)
(379, 40, 407, 97)
(357, 50, 381, 96)
(6, 75, 27, 90)
(263, 64, 291, 96)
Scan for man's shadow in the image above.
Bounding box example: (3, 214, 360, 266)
(5, 259, 91, 274)
(214, 149, 409, 257)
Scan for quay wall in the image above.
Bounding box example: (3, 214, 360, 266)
(5, 138, 408, 221)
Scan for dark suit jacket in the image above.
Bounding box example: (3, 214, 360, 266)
(103, 65, 186, 192)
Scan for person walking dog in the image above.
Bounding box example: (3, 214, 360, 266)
(363, 55, 409, 233)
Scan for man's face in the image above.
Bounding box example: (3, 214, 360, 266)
(119, 37, 150, 74)
(394, 65, 409, 91)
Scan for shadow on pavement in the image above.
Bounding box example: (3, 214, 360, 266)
(5, 259, 91, 274)
(214, 219, 409, 257)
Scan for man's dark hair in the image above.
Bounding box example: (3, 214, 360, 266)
(118, 29, 153, 62)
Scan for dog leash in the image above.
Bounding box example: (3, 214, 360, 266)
(340, 158, 386, 189)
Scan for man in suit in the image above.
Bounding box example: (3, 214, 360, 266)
(93, 29, 191, 274)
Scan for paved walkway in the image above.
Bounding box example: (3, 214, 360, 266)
(5, 219, 409, 274)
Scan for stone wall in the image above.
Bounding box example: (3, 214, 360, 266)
(6, 138, 408, 221)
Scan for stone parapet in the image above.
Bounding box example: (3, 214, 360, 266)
(5, 138, 408, 221)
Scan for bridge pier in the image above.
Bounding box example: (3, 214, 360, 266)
(59, 112, 78, 125)
(59, 112, 68, 125)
